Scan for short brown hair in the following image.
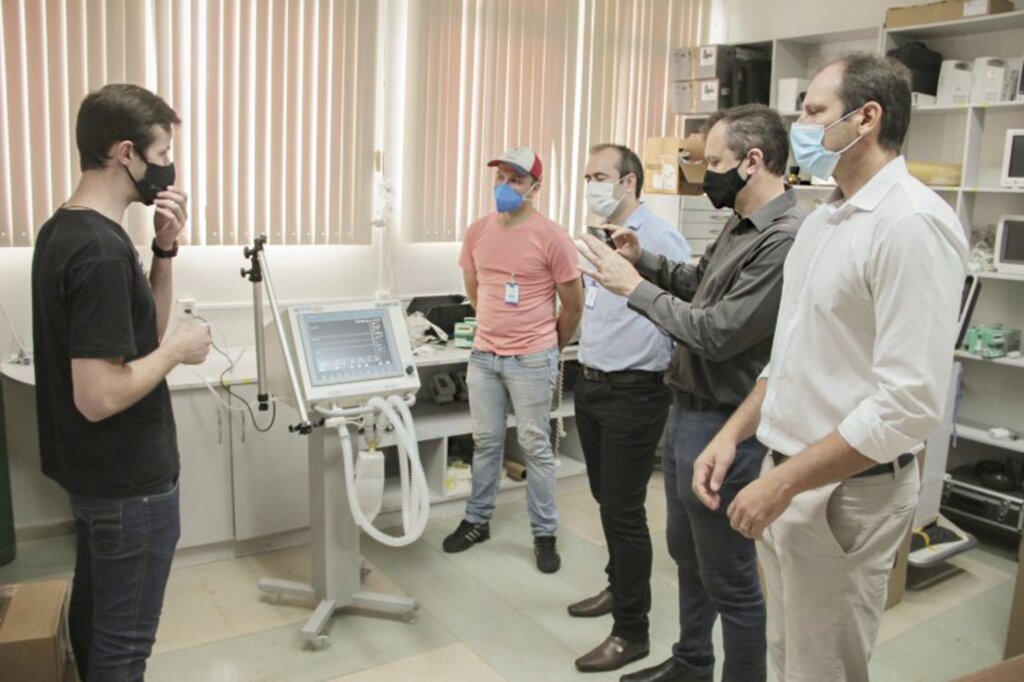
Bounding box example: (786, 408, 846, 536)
(76, 84, 180, 171)
(702, 104, 788, 176)
(831, 53, 912, 153)
(588, 143, 645, 198)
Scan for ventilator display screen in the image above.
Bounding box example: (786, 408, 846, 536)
(298, 309, 405, 387)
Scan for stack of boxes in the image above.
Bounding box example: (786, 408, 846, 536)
(670, 44, 771, 115)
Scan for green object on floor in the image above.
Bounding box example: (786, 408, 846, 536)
(0, 378, 15, 566)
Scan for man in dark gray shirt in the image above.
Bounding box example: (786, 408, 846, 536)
(578, 104, 805, 682)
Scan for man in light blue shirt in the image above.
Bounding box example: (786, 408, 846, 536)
(571, 143, 690, 674)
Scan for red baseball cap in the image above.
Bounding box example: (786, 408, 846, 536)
(487, 146, 543, 180)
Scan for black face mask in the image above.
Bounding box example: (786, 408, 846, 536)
(125, 153, 176, 206)
(701, 163, 748, 210)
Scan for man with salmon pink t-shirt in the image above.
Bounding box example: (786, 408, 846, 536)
(443, 146, 584, 574)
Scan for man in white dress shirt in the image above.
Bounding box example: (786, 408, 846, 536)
(691, 53, 967, 682)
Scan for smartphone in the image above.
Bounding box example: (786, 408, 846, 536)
(587, 225, 615, 248)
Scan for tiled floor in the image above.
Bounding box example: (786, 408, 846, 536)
(1, 472, 1018, 681)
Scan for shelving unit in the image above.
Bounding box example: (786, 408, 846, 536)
(402, 348, 587, 519)
(669, 12, 1024, 226)
(666, 13, 1024, 550)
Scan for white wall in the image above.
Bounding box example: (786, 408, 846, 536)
(711, 0, 940, 44)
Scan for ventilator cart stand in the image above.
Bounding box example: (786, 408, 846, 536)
(241, 236, 429, 649)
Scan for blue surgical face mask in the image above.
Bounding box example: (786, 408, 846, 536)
(494, 182, 535, 213)
(789, 107, 864, 181)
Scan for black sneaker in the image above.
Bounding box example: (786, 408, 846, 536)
(442, 520, 490, 553)
(534, 536, 560, 573)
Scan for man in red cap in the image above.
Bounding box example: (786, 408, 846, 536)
(444, 146, 584, 573)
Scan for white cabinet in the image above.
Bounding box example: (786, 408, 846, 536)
(171, 390, 234, 549)
(173, 383, 309, 546)
(228, 385, 310, 541)
(642, 192, 731, 257)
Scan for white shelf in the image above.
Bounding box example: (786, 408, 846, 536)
(972, 101, 1024, 113)
(886, 9, 1024, 39)
(790, 183, 960, 193)
(912, 104, 971, 116)
(954, 350, 1024, 368)
(391, 393, 576, 444)
(960, 187, 1024, 194)
(975, 271, 1024, 283)
(912, 101, 1024, 116)
(779, 26, 881, 46)
(953, 420, 1024, 454)
(440, 456, 588, 502)
(413, 343, 579, 368)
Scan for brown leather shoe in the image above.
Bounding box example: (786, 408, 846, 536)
(567, 588, 614, 617)
(575, 635, 649, 673)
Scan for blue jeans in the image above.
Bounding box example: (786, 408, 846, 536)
(464, 347, 559, 536)
(663, 408, 767, 682)
(68, 479, 181, 682)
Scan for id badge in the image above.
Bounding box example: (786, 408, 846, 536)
(585, 286, 598, 309)
(505, 281, 520, 305)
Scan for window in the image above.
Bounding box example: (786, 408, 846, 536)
(0, 0, 709, 247)
(397, 0, 711, 242)
(0, 0, 378, 247)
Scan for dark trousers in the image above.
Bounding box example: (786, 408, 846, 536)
(574, 373, 671, 642)
(663, 407, 767, 682)
(68, 479, 180, 682)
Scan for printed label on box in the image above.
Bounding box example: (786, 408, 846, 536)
(700, 81, 718, 101)
(963, 0, 988, 16)
(699, 47, 715, 67)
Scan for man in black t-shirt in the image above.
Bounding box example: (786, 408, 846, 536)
(31, 84, 211, 682)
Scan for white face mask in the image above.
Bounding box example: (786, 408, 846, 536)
(586, 177, 627, 219)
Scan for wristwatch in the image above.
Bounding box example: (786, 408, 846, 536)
(151, 239, 179, 259)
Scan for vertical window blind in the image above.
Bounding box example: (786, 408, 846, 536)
(400, 0, 710, 242)
(0, 0, 707, 247)
(0, 0, 377, 247)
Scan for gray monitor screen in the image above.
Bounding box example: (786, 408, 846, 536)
(298, 310, 404, 387)
(1011, 135, 1024, 178)
(1004, 220, 1024, 263)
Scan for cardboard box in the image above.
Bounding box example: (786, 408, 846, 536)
(670, 47, 693, 81)
(671, 80, 695, 114)
(695, 45, 730, 80)
(695, 78, 723, 113)
(951, 654, 1024, 681)
(1005, 537, 1024, 659)
(0, 580, 71, 682)
(645, 137, 683, 195)
(645, 136, 706, 196)
(885, 0, 1015, 29)
(679, 163, 707, 196)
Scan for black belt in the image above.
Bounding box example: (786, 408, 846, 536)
(674, 392, 737, 412)
(771, 451, 916, 478)
(581, 366, 663, 385)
